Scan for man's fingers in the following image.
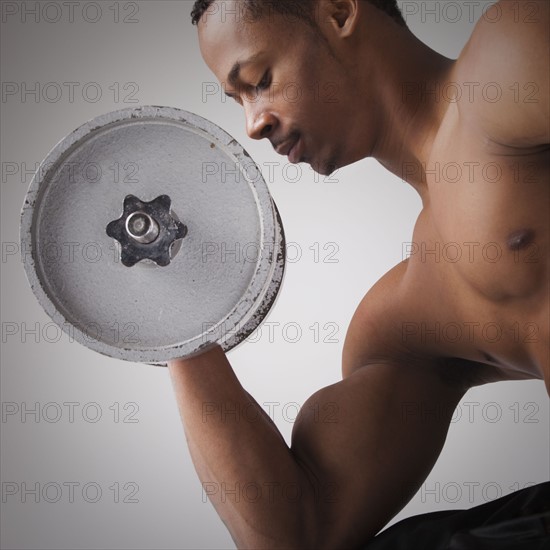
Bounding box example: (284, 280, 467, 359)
(169, 343, 220, 366)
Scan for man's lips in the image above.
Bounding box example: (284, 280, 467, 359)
(288, 138, 302, 163)
(275, 136, 302, 163)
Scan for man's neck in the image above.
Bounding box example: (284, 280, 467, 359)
(357, 23, 456, 195)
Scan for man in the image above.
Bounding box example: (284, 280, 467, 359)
(169, 0, 549, 547)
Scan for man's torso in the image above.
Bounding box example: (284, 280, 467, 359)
(343, 19, 549, 393)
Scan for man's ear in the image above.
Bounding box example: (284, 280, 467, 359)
(324, 0, 360, 38)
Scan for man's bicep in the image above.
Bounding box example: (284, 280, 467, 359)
(290, 362, 465, 548)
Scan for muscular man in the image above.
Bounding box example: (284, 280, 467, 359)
(169, 1, 549, 547)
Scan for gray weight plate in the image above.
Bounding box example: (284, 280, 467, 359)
(20, 106, 285, 364)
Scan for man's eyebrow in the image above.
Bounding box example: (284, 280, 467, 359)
(227, 62, 242, 87)
(226, 52, 264, 87)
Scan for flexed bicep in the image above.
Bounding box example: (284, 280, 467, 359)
(290, 361, 466, 549)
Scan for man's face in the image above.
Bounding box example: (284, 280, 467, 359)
(198, 1, 366, 175)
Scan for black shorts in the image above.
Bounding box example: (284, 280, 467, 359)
(364, 481, 550, 549)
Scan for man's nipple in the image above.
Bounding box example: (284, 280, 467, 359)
(506, 228, 535, 251)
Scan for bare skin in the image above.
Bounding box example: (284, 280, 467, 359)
(169, 1, 549, 548)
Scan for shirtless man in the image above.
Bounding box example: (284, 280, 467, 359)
(168, 1, 550, 547)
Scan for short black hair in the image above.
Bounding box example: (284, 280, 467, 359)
(190, 0, 407, 28)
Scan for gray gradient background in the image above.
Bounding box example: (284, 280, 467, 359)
(1, 1, 548, 548)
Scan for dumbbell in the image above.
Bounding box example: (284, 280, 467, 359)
(20, 106, 286, 364)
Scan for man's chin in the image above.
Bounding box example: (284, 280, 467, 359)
(312, 158, 339, 177)
(293, 150, 339, 176)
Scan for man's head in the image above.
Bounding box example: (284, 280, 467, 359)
(191, 0, 406, 28)
(192, 0, 407, 175)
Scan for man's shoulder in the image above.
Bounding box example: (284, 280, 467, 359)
(342, 259, 420, 377)
(341, 258, 501, 389)
(459, 0, 549, 73)
(454, 0, 549, 148)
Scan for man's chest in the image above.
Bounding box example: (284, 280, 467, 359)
(418, 105, 549, 305)
(399, 107, 549, 382)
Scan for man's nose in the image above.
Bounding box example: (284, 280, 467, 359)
(244, 104, 277, 141)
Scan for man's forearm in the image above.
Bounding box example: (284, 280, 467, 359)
(168, 345, 317, 549)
